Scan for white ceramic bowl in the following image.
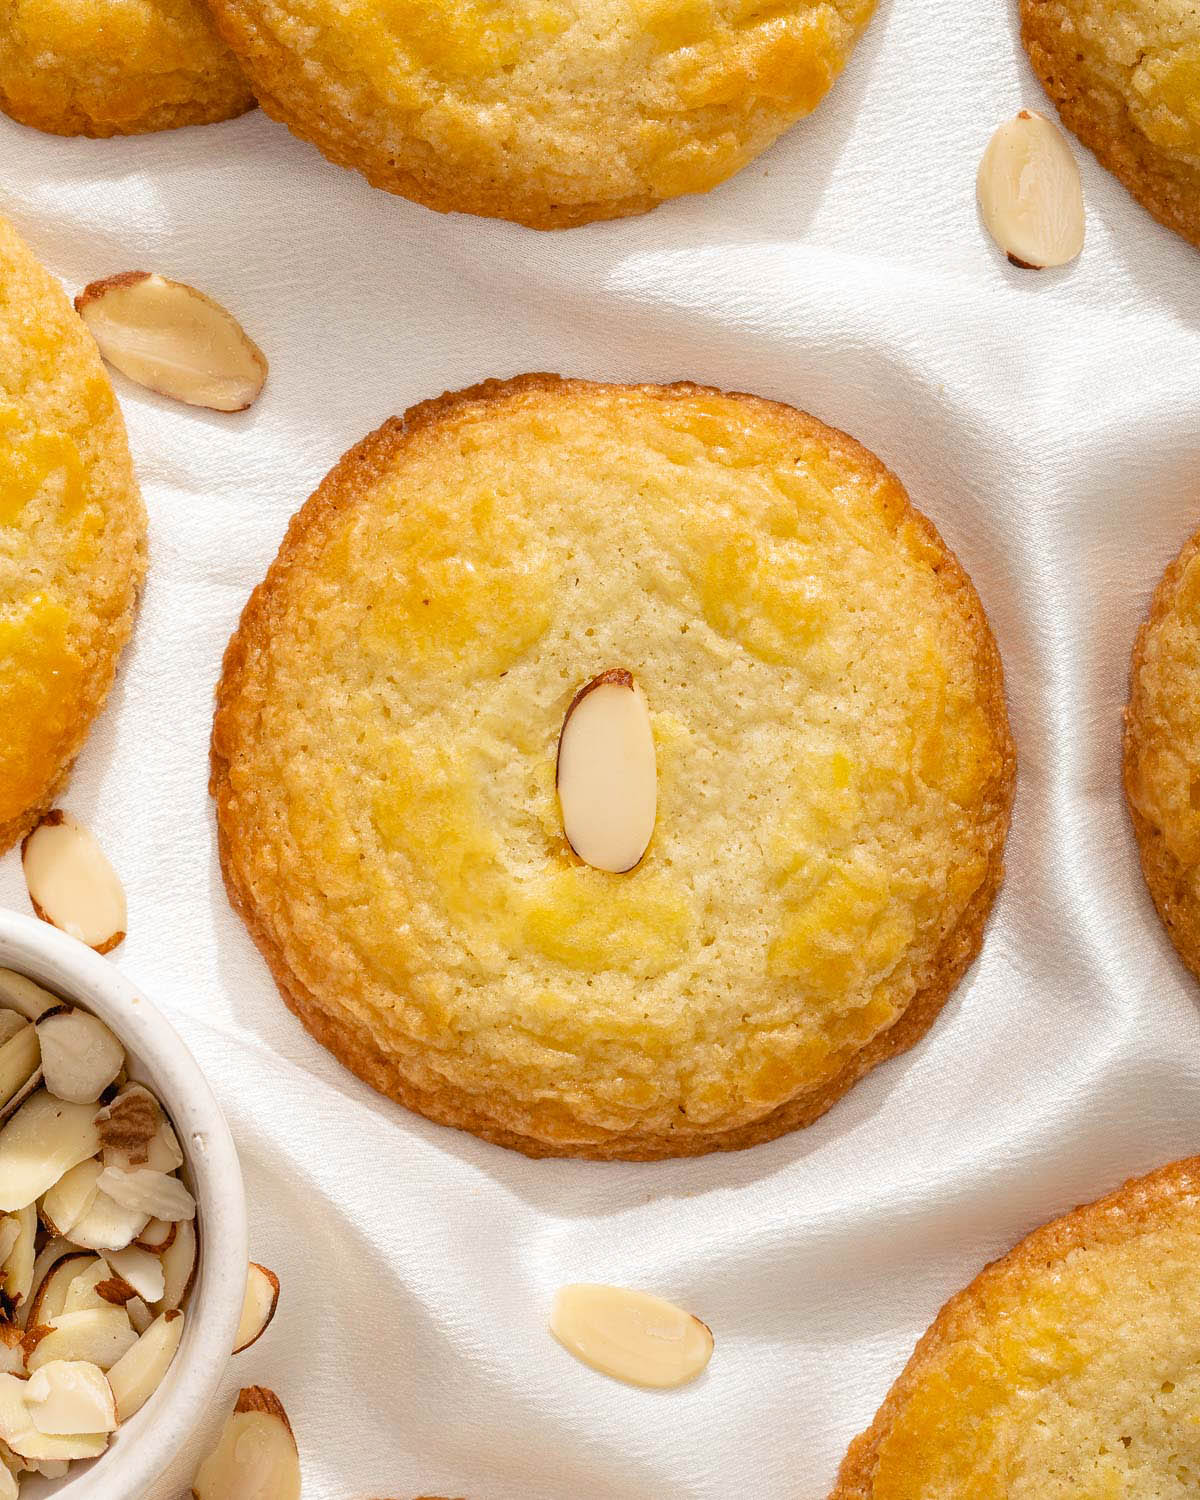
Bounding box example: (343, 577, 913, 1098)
(0, 909, 246, 1500)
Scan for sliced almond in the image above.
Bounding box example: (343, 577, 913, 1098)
(0, 1331, 22, 1379)
(66, 1188, 149, 1253)
(96, 1085, 163, 1168)
(191, 1387, 300, 1500)
(0, 973, 60, 1023)
(0, 1015, 25, 1049)
(0, 1092, 99, 1213)
(37, 1009, 124, 1105)
(234, 1264, 280, 1355)
(134, 1217, 177, 1253)
(977, 109, 1084, 269)
(26, 1253, 95, 1330)
(550, 1284, 713, 1389)
(0, 1221, 17, 1271)
(101, 1245, 164, 1305)
(25, 1309, 137, 1373)
(21, 1242, 81, 1330)
(107, 1309, 183, 1422)
(556, 670, 657, 873)
(0, 1372, 108, 1463)
(97, 1167, 195, 1224)
(41, 1158, 103, 1237)
(125, 1297, 153, 1335)
(63, 1259, 115, 1315)
(75, 272, 268, 413)
(21, 813, 126, 954)
(157, 1218, 196, 1312)
(0, 1452, 14, 1499)
(25, 1359, 116, 1435)
(0, 1206, 35, 1321)
(0, 1024, 41, 1118)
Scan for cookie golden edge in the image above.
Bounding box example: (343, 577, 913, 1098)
(1021, 0, 1200, 250)
(0, 11, 255, 138)
(1123, 525, 1200, 980)
(210, 373, 1016, 1161)
(829, 1154, 1200, 1497)
(199, 3, 657, 228)
(0, 221, 146, 855)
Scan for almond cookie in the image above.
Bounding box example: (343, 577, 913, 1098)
(0, 0, 254, 137)
(203, 0, 875, 227)
(211, 376, 1014, 1160)
(0, 218, 146, 852)
(832, 1156, 1200, 1498)
(1124, 524, 1200, 977)
(1022, 0, 1200, 249)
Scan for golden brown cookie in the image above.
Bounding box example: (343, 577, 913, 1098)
(1022, 0, 1200, 249)
(203, 0, 875, 227)
(211, 375, 1014, 1160)
(0, 218, 146, 853)
(832, 1156, 1200, 1499)
(1124, 523, 1200, 977)
(0, 0, 254, 137)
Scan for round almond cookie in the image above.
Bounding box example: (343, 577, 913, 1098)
(203, 0, 875, 227)
(1022, 0, 1200, 249)
(1124, 524, 1200, 977)
(0, 217, 146, 852)
(211, 376, 1015, 1160)
(0, 0, 254, 138)
(832, 1156, 1200, 1499)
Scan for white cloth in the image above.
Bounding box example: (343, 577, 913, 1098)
(3, 0, 1200, 1492)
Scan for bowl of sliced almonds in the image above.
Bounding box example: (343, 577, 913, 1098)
(0, 909, 246, 1500)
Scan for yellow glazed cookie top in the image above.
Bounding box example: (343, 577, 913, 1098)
(0, 218, 145, 849)
(833, 1159, 1200, 1499)
(206, 0, 874, 224)
(1023, 0, 1200, 246)
(214, 378, 1012, 1156)
(0, 0, 254, 137)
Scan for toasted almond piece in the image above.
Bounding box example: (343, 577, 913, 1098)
(125, 1297, 153, 1335)
(96, 1085, 163, 1169)
(27, 1253, 95, 1330)
(0, 1453, 14, 1499)
(0, 1330, 22, 1379)
(191, 1387, 300, 1500)
(556, 670, 657, 873)
(25, 1309, 136, 1374)
(0, 1093, 99, 1212)
(0, 973, 60, 1023)
(25, 1359, 116, 1435)
(0, 1221, 17, 1270)
(134, 1217, 177, 1253)
(63, 1258, 114, 1315)
(233, 1265, 280, 1355)
(102, 1245, 164, 1305)
(98, 1167, 194, 1224)
(0, 1024, 40, 1118)
(157, 1219, 196, 1313)
(75, 272, 268, 413)
(36, 1010, 124, 1105)
(550, 1284, 713, 1389)
(107, 1309, 183, 1423)
(0, 1372, 108, 1462)
(977, 109, 1084, 269)
(21, 814, 126, 954)
(66, 1188, 149, 1253)
(0, 1015, 25, 1049)
(41, 1158, 103, 1237)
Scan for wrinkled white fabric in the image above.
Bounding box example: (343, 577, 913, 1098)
(3, 0, 1200, 1492)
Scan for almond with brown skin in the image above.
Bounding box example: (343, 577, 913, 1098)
(191, 1387, 300, 1500)
(21, 813, 126, 955)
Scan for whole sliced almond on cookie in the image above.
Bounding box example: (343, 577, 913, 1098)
(550, 1283, 713, 1389)
(22, 813, 126, 954)
(977, 109, 1084, 269)
(556, 670, 657, 874)
(233, 1264, 280, 1354)
(75, 272, 268, 413)
(191, 1387, 300, 1500)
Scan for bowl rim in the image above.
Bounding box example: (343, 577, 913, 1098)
(0, 909, 247, 1500)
